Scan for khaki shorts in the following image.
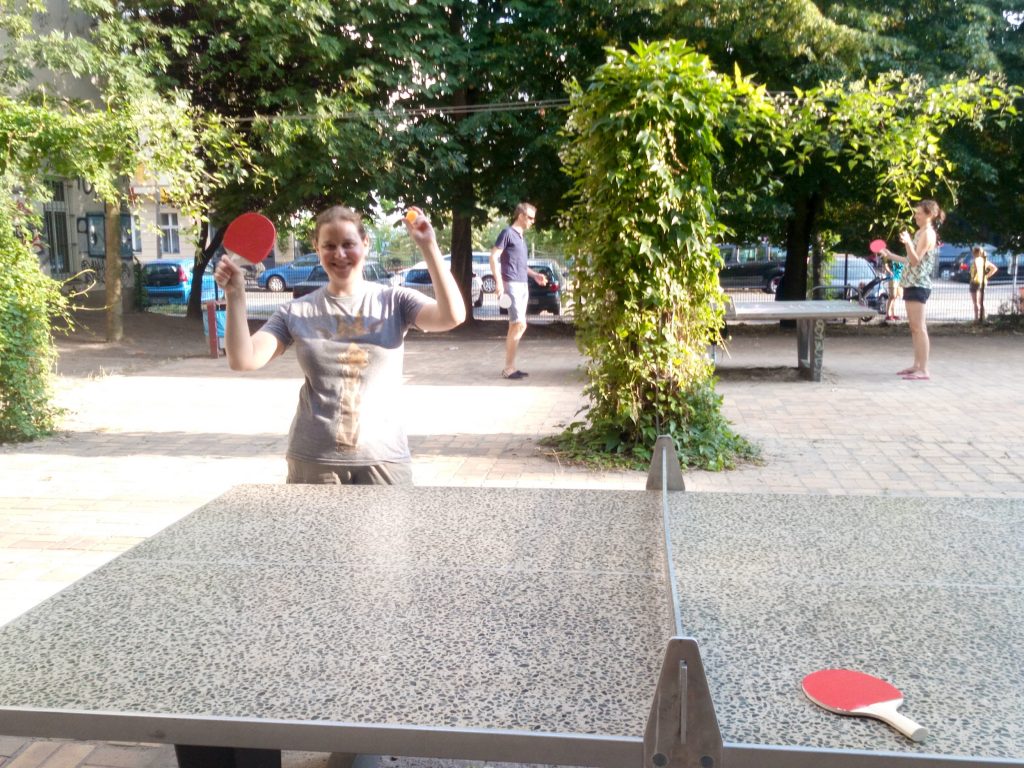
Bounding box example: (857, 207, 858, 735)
(506, 282, 529, 324)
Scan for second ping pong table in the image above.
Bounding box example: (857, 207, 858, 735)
(0, 442, 1021, 768)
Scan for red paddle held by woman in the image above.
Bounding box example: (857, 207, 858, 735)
(802, 669, 928, 742)
(223, 212, 276, 264)
(869, 239, 887, 255)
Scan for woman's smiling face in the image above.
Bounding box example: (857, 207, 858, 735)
(315, 220, 368, 283)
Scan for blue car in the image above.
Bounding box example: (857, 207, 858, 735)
(258, 253, 320, 292)
(141, 258, 218, 305)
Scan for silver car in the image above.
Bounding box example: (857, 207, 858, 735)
(403, 263, 483, 307)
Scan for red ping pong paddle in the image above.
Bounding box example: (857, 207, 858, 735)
(802, 669, 927, 742)
(223, 212, 276, 264)
(869, 239, 887, 254)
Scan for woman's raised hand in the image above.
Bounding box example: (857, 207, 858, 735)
(214, 256, 245, 294)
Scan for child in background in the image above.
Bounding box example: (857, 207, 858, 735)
(885, 259, 903, 321)
(968, 245, 998, 322)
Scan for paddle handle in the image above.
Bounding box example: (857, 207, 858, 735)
(861, 702, 928, 742)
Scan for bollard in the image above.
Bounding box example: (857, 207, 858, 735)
(203, 300, 227, 358)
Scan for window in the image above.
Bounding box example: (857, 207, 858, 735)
(125, 214, 142, 253)
(160, 213, 181, 254)
(84, 213, 141, 258)
(405, 269, 431, 284)
(737, 246, 759, 263)
(43, 182, 70, 273)
(87, 214, 106, 257)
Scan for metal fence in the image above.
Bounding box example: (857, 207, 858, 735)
(135, 260, 1023, 327)
(722, 277, 1024, 323)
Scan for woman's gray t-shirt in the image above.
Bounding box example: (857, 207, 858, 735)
(260, 284, 429, 466)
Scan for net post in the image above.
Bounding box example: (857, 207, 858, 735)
(644, 637, 723, 768)
(646, 435, 686, 491)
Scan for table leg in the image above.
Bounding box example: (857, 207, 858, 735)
(174, 746, 281, 768)
(796, 318, 824, 382)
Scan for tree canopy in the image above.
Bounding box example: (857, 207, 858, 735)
(0, 0, 230, 440)
(40, 0, 655, 315)
(659, 0, 1024, 270)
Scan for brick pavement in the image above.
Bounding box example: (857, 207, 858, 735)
(1, 315, 1022, 768)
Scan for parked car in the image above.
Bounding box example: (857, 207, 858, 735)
(811, 255, 887, 313)
(950, 250, 1020, 283)
(934, 243, 973, 279)
(444, 252, 496, 292)
(497, 261, 564, 316)
(718, 242, 786, 293)
(259, 253, 320, 292)
(291, 261, 408, 298)
(140, 258, 217, 306)
(402, 263, 484, 307)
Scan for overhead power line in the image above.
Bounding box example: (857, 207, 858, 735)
(231, 98, 571, 124)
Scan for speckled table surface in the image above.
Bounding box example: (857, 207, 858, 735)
(0, 486, 1021, 767)
(0, 485, 669, 765)
(725, 299, 871, 320)
(667, 492, 1024, 763)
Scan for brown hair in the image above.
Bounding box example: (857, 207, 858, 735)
(312, 206, 367, 244)
(915, 199, 946, 228)
(513, 202, 536, 222)
(972, 245, 986, 257)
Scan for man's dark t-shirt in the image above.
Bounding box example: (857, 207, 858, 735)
(494, 226, 528, 283)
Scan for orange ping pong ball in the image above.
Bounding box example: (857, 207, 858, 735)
(405, 210, 418, 223)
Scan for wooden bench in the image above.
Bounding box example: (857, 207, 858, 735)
(723, 299, 872, 381)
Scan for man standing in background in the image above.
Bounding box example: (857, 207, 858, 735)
(490, 202, 547, 380)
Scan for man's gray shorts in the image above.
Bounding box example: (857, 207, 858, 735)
(507, 282, 529, 323)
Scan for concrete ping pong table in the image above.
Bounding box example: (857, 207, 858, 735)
(723, 299, 875, 381)
(0, 441, 1022, 768)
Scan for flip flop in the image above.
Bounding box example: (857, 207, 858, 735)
(896, 368, 918, 376)
(501, 369, 528, 380)
(901, 373, 930, 381)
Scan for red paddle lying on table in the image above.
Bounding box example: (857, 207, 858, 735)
(223, 212, 276, 264)
(802, 669, 928, 742)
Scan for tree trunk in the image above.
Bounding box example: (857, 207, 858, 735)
(779, 189, 823, 302)
(447, 70, 477, 323)
(187, 221, 222, 321)
(104, 200, 123, 341)
(449, 212, 475, 321)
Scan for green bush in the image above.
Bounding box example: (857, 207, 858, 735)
(0, 201, 71, 442)
(551, 40, 766, 470)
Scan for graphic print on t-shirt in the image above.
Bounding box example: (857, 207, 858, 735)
(331, 312, 384, 340)
(336, 342, 370, 450)
(331, 308, 383, 450)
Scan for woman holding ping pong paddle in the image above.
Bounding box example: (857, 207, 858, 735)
(875, 199, 944, 381)
(214, 205, 465, 485)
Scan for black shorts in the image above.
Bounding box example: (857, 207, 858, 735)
(903, 286, 931, 304)
(969, 283, 982, 294)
